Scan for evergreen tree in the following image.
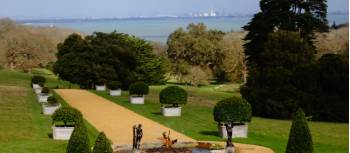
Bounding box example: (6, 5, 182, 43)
(67, 120, 90, 153)
(286, 108, 313, 153)
(92, 132, 113, 153)
(241, 0, 328, 119)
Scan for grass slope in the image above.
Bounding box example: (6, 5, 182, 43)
(0, 70, 98, 153)
(92, 88, 348, 153)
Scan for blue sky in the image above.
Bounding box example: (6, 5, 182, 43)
(0, 0, 348, 19)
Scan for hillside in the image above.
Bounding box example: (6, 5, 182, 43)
(0, 19, 80, 71)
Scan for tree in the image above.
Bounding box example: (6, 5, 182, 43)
(317, 54, 348, 122)
(92, 132, 113, 153)
(167, 23, 225, 83)
(241, 31, 314, 119)
(67, 120, 90, 153)
(286, 108, 313, 153)
(54, 32, 167, 89)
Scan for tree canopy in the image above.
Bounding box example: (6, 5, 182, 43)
(54, 32, 167, 89)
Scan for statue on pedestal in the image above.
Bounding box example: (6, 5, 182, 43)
(132, 124, 143, 150)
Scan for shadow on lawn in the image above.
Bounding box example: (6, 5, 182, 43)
(199, 131, 219, 137)
(151, 112, 162, 115)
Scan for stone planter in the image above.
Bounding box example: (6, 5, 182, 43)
(130, 96, 145, 104)
(110, 89, 121, 96)
(32, 83, 40, 89)
(218, 123, 248, 138)
(52, 126, 74, 140)
(161, 106, 182, 117)
(34, 87, 42, 94)
(42, 104, 61, 115)
(37, 94, 50, 103)
(96, 85, 106, 91)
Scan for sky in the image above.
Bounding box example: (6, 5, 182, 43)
(0, 0, 348, 19)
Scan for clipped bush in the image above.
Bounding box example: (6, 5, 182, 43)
(159, 86, 187, 107)
(214, 97, 252, 123)
(92, 132, 113, 153)
(52, 107, 83, 126)
(38, 82, 45, 87)
(286, 108, 313, 153)
(47, 96, 59, 106)
(96, 79, 106, 86)
(31, 75, 46, 84)
(129, 82, 149, 96)
(67, 120, 90, 153)
(107, 81, 121, 90)
(41, 87, 50, 94)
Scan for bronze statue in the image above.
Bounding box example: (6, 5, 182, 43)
(225, 123, 234, 147)
(132, 124, 143, 150)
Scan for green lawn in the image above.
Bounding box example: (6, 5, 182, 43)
(0, 70, 98, 153)
(92, 87, 348, 153)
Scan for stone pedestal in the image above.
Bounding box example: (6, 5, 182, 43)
(110, 89, 121, 96)
(218, 124, 248, 138)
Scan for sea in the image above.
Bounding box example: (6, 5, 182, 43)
(19, 14, 349, 43)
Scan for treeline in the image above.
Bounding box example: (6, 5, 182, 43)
(0, 18, 79, 71)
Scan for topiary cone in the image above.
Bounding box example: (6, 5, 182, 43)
(66, 120, 90, 153)
(286, 108, 313, 153)
(92, 132, 113, 153)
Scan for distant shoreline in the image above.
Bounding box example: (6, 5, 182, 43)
(14, 12, 349, 24)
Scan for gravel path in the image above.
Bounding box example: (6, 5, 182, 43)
(56, 89, 274, 153)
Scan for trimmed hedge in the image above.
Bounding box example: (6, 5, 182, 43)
(214, 97, 252, 123)
(92, 132, 113, 153)
(52, 107, 82, 126)
(129, 82, 149, 96)
(47, 96, 59, 106)
(286, 108, 313, 153)
(67, 120, 90, 153)
(31, 75, 46, 84)
(159, 86, 187, 106)
(107, 81, 121, 90)
(41, 87, 50, 94)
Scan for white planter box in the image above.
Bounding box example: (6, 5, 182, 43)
(161, 106, 182, 117)
(37, 94, 49, 103)
(34, 88, 42, 94)
(96, 85, 106, 91)
(32, 83, 40, 89)
(42, 104, 61, 115)
(130, 96, 144, 104)
(110, 89, 121, 96)
(52, 126, 74, 140)
(218, 124, 248, 138)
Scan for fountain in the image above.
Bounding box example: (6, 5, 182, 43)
(114, 125, 228, 153)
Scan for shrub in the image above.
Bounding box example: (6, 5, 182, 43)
(41, 87, 50, 94)
(107, 81, 121, 90)
(47, 96, 59, 106)
(286, 108, 313, 153)
(214, 97, 252, 123)
(96, 79, 106, 86)
(159, 86, 187, 107)
(67, 120, 90, 153)
(52, 107, 82, 126)
(31, 75, 46, 84)
(38, 82, 45, 87)
(92, 132, 113, 153)
(129, 82, 149, 96)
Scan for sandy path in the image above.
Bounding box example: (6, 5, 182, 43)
(56, 89, 274, 153)
(55, 89, 194, 145)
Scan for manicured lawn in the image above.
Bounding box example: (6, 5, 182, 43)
(0, 70, 98, 153)
(92, 87, 348, 153)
